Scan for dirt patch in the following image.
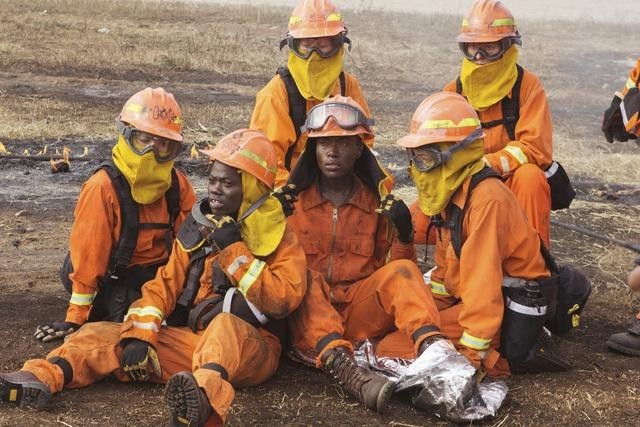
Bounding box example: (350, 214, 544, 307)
(1, 0, 640, 425)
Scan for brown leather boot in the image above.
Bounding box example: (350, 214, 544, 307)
(165, 371, 214, 427)
(0, 371, 52, 409)
(321, 347, 394, 414)
(607, 320, 640, 357)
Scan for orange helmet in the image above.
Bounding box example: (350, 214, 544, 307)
(457, 0, 520, 44)
(304, 95, 374, 139)
(118, 87, 183, 142)
(396, 92, 484, 148)
(199, 129, 277, 189)
(287, 0, 346, 39)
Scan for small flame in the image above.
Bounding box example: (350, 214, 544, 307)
(55, 148, 60, 155)
(42, 145, 48, 155)
(82, 146, 88, 157)
(62, 147, 70, 162)
(0, 142, 8, 154)
(190, 145, 199, 159)
(23, 149, 30, 156)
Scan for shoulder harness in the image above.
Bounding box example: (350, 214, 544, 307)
(276, 66, 346, 170)
(97, 161, 181, 282)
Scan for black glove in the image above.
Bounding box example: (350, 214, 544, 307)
(602, 93, 636, 142)
(120, 338, 162, 381)
(205, 216, 242, 250)
(376, 194, 414, 244)
(272, 183, 298, 217)
(34, 321, 80, 343)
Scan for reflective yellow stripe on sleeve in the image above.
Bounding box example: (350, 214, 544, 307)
(503, 145, 528, 165)
(125, 306, 164, 321)
(459, 331, 492, 350)
(132, 321, 159, 333)
(626, 77, 637, 90)
(237, 259, 266, 296)
(70, 292, 96, 306)
(429, 280, 451, 297)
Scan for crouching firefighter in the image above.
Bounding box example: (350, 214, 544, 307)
(401, 92, 591, 377)
(1, 129, 307, 427)
(35, 88, 196, 343)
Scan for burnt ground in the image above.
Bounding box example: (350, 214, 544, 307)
(1, 1, 640, 426)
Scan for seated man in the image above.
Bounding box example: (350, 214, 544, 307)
(444, 0, 553, 247)
(36, 88, 196, 343)
(0, 130, 307, 427)
(400, 92, 575, 376)
(286, 96, 444, 413)
(250, 0, 373, 186)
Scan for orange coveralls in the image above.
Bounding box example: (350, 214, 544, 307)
(23, 226, 307, 424)
(249, 71, 373, 186)
(444, 68, 553, 246)
(411, 176, 550, 376)
(64, 169, 196, 325)
(287, 178, 442, 365)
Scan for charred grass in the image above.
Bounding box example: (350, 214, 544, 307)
(0, 0, 639, 425)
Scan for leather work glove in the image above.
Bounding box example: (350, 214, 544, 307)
(203, 216, 242, 251)
(376, 194, 414, 244)
(34, 321, 80, 343)
(272, 183, 298, 217)
(120, 338, 162, 382)
(602, 93, 636, 142)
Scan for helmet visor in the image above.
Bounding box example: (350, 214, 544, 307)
(459, 37, 519, 62)
(408, 128, 484, 172)
(287, 35, 344, 59)
(305, 102, 374, 132)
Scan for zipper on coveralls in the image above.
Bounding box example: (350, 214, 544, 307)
(326, 206, 338, 284)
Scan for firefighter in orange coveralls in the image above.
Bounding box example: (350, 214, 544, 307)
(602, 60, 640, 356)
(0, 129, 307, 427)
(400, 92, 569, 376)
(443, 0, 553, 247)
(250, 0, 373, 186)
(34, 88, 196, 343)
(286, 96, 445, 412)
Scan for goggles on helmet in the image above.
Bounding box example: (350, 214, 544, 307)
(279, 34, 351, 59)
(458, 37, 521, 62)
(303, 102, 375, 132)
(116, 119, 183, 162)
(408, 128, 484, 172)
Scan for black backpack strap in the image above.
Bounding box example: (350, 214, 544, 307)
(277, 67, 307, 170)
(163, 168, 181, 254)
(538, 237, 560, 274)
(449, 167, 501, 259)
(98, 162, 140, 282)
(456, 64, 523, 141)
(277, 67, 346, 170)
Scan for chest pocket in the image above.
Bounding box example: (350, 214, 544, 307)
(301, 239, 321, 255)
(349, 240, 374, 257)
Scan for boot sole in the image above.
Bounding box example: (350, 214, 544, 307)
(165, 372, 206, 427)
(607, 339, 640, 357)
(0, 377, 51, 409)
(375, 380, 395, 415)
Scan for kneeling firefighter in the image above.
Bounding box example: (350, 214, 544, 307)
(36, 88, 196, 343)
(401, 92, 591, 376)
(1, 129, 307, 427)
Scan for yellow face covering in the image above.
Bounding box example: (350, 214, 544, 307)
(460, 45, 519, 111)
(112, 136, 173, 204)
(239, 172, 286, 257)
(287, 46, 344, 101)
(409, 139, 486, 216)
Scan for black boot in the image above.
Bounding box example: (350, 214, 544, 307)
(321, 347, 394, 413)
(0, 371, 52, 409)
(607, 320, 640, 357)
(165, 371, 214, 427)
(509, 334, 572, 374)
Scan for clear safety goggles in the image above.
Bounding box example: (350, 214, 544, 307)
(408, 128, 483, 172)
(280, 34, 351, 59)
(303, 102, 375, 132)
(116, 120, 183, 162)
(458, 37, 521, 62)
